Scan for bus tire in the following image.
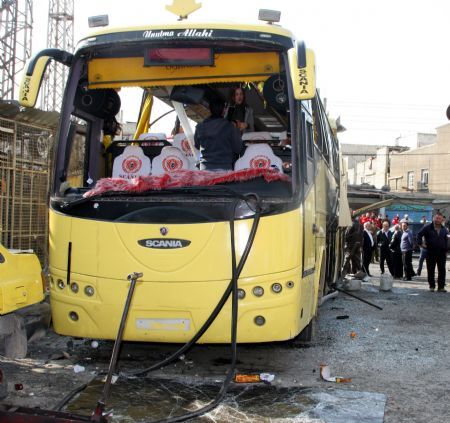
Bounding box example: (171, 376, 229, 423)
(292, 317, 316, 346)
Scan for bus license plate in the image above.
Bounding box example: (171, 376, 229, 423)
(135, 318, 191, 331)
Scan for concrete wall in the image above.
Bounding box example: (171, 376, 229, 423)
(389, 123, 450, 194)
(350, 146, 390, 189)
(395, 132, 436, 149)
(341, 143, 383, 185)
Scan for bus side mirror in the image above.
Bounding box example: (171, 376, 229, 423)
(19, 48, 74, 108)
(288, 42, 316, 101)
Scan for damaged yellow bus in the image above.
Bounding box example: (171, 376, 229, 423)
(20, 4, 349, 344)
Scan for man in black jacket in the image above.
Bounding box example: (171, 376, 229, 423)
(194, 98, 243, 171)
(344, 216, 364, 274)
(362, 222, 375, 277)
(417, 212, 449, 292)
(377, 220, 393, 275)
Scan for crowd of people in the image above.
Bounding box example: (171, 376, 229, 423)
(344, 211, 450, 292)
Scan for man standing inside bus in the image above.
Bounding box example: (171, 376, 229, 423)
(417, 212, 449, 292)
(194, 98, 243, 171)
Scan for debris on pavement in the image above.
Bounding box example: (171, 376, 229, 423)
(320, 364, 352, 383)
(260, 373, 275, 382)
(73, 365, 85, 373)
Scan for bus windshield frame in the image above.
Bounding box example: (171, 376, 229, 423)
(51, 36, 301, 222)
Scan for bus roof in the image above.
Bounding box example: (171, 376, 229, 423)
(77, 21, 296, 51)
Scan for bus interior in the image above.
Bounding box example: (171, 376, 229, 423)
(60, 46, 299, 209)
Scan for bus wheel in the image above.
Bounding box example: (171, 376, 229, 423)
(291, 317, 316, 346)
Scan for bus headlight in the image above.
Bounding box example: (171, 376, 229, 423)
(252, 286, 264, 297)
(237, 289, 246, 299)
(70, 282, 79, 293)
(271, 283, 282, 293)
(57, 279, 65, 289)
(254, 315, 266, 326)
(69, 311, 79, 321)
(84, 286, 95, 296)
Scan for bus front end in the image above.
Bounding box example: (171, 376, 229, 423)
(21, 19, 340, 343)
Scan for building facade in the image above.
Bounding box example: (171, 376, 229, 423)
(389, 124, 450, 194)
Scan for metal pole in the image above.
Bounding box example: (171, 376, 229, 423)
(336, 287, 383, 310)
(92, 271, 143, 422)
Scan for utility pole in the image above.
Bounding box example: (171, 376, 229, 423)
(41, 0, 74, 111)
(0, 0, 33, 101)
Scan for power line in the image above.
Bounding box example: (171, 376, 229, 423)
(328, 101, 445, 110)
(342, 152, 450, 156)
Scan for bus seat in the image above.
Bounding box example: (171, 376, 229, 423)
(234, 143, 283, 172)
(242, 131, 273, 141)
(138, 132, 167, 141)
(112, 145, 151, 179)
(172, 133, 199, 169)
(152, 146, 190, 175)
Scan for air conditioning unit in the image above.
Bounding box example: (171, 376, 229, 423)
(416, 181, 429, 191)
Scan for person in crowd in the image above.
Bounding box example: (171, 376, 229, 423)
(400, 219, 415, 281)
(371, 220, 380, 263)
(377, 220, 394, 275)
(392, 214, 400, 225)
(417, 212, 449, 292)
(417, 237, 427, 277)
(389, 223, 404, 279)
(360, 212, 371, 225)
(224, 86, 254, 133)
(362, 221, 375, 276)
(375, 214, 383, 230)
(194, 98, 243, 171)
(344, 216, 364, 274)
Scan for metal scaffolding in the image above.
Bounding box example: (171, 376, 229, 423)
(0, 0, 33, 101)
(41, 0, 74, 111)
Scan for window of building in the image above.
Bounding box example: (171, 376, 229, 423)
(421, 169, 429, 186)
(407, 171, 414, 190)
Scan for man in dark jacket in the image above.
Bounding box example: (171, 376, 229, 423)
(400, 219, 415, 281)
(417, 212, 449, 292)
(377, 220, 393, 275)
(344, 216, 364, 274)
(194, 98, 243, 171)
(389, 224, 403, 279)
(362, 221, 375, 276)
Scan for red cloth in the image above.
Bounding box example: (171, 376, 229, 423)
(83, 168, 290, 198)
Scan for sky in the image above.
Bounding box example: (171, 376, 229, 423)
(30, 0, 450, 145)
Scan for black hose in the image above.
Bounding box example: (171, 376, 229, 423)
(150, 200, 244, 423)
(122, 196, 261, 377)
(56, 194, 261, 421)
(55, 383, 89, 411)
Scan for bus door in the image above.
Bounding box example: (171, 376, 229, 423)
(302, 103, 316, 277)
